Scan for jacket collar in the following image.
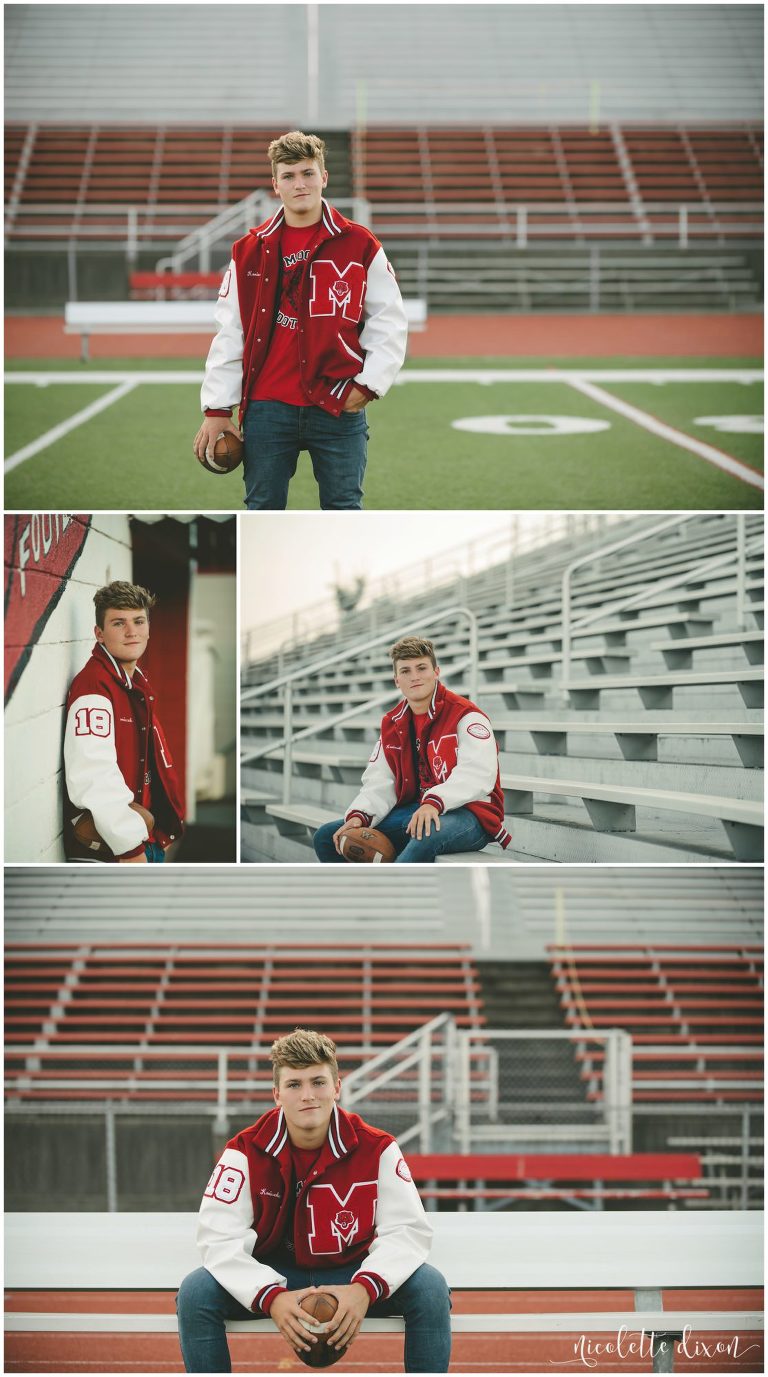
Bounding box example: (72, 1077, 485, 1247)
(253, 197, 346, 241)
(390, 678, 445, 725)
(252, 1103, 357, 1167)
(91, 641, 147, 691)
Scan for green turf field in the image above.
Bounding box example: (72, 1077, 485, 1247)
(5, 357, 763, 510)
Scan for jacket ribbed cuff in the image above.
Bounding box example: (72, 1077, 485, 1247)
(114, 841, 146, 861)
(421, 794, 445, 815)
(344, 810, 372, 826)
(204, 407, 233, 417)
(253, 1282, 287, 1315)
(351, 1271, 389, 1304)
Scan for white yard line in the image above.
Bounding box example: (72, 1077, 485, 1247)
(4, 368, 765, 385)
(5, 371, 202, 385)
(567, 377, 764, 492)
(4, 380, 138, 472)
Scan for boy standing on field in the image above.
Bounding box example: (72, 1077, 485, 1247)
(194, 131, 407, 511)
(313, 635, 511, 863)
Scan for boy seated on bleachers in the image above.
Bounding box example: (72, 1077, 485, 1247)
(313, 635, 511, 863)
(176, 1028, 450, 1373)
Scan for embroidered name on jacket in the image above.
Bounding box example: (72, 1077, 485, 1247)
(305, 1180, 378, 1253)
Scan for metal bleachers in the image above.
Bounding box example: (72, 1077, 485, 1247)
(241, 513, 764, 865)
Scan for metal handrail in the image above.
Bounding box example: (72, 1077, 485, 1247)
(455, 1028, 633, 1156)
(241, 606, 478, 805)
(242, 514, 624, 665)
(560, 514, 754, 695)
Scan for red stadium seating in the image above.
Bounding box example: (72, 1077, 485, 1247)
(549, 944, 764, 1104)
(5, 122, 763, 245)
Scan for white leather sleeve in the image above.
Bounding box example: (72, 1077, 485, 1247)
(352, 1141, 432, 1296)
(64, 693, 148, 855)
(344, 737, 398, 825)
(196, 1147, 287, 1310)
(355, 247, 408, 398)
(422, 712, 498, 813)
(200, 260, 244, 411)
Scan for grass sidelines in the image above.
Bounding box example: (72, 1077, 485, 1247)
(4, 357, 763, 510)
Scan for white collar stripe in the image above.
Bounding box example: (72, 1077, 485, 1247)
(333, 1104, 347, 1150)
(265, 1109, 285, 1153)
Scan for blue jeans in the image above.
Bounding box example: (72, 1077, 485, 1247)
(313, 803, 490, 864)
(243, 400, 368, 510)
(145, 842, 166, 863)
(176, 1261, 451, 1373)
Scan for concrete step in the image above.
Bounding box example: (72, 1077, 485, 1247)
(650, 631, 764, 669)
(559, 669, 764, 710)
(495, 720, 764, 767)
(501, 774, 762, 860)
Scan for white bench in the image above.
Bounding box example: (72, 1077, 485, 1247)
(64, 298, 427, 362)
(4, 1210, 763, 1374)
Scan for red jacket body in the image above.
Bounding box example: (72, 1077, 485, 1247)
(345, 680, 511, 848)
(200, 201, 408, 421)
(63, 643, 184, 860)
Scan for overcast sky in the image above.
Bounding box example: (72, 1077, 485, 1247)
(240, 512, 556, 646)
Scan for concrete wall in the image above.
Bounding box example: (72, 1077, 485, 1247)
(189, 571, 237, 803)
(4, 514, 132, 862)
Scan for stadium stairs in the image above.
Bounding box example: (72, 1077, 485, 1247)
(241, 513, 764, 865)
(4, 868, 762, 1211)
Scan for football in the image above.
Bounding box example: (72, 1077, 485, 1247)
(72, 802, 154, 855)
(339, 826, 396, 864)
(298, 1291, 347, 1368)
(198, 430, 244, 475)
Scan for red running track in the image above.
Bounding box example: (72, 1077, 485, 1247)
(5, 1288, 763, 1373)
(4, 314, 763, 360)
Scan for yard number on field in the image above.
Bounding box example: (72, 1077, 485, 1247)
(451, 416, 611, 436)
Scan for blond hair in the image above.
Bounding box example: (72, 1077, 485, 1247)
(270, 1028, 339, 1086)
(93, 581, 156, 629)
(389, 636, 437, 672)
(267, 131, 326, 179)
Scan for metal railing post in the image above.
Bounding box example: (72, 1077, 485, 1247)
(561, 564, 573, 701)
(467, 610, 479, 702)
(126, 206, 138, 264)
(516, 204, 527, 249)
(457, 1033, 471, 1153)
(736, 513, 746, 627)
(418, 1026, 432, 1153)
(740, 1107, 749, 1210)
(679, 204, 688, 249)
(282, 682, 294, 805)
(105, 1103, 118, 1212)
(215, 1050, 229, 1135)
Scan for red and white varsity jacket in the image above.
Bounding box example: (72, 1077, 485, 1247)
(63, 643, 184, 861)
(196, 1104, 432, 1312)
(200, 200, 408, 420)
(345, 681, 511, 849)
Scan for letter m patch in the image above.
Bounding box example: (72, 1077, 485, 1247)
(309, 259, 366, 321)
(306, 1180, 378, 1254)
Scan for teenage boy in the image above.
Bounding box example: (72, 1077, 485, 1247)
(194, 130, 408, 511)
(176, 1029, 451, 1373)
(313, 636, 511, 863)
(63, 581, 184, 863)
